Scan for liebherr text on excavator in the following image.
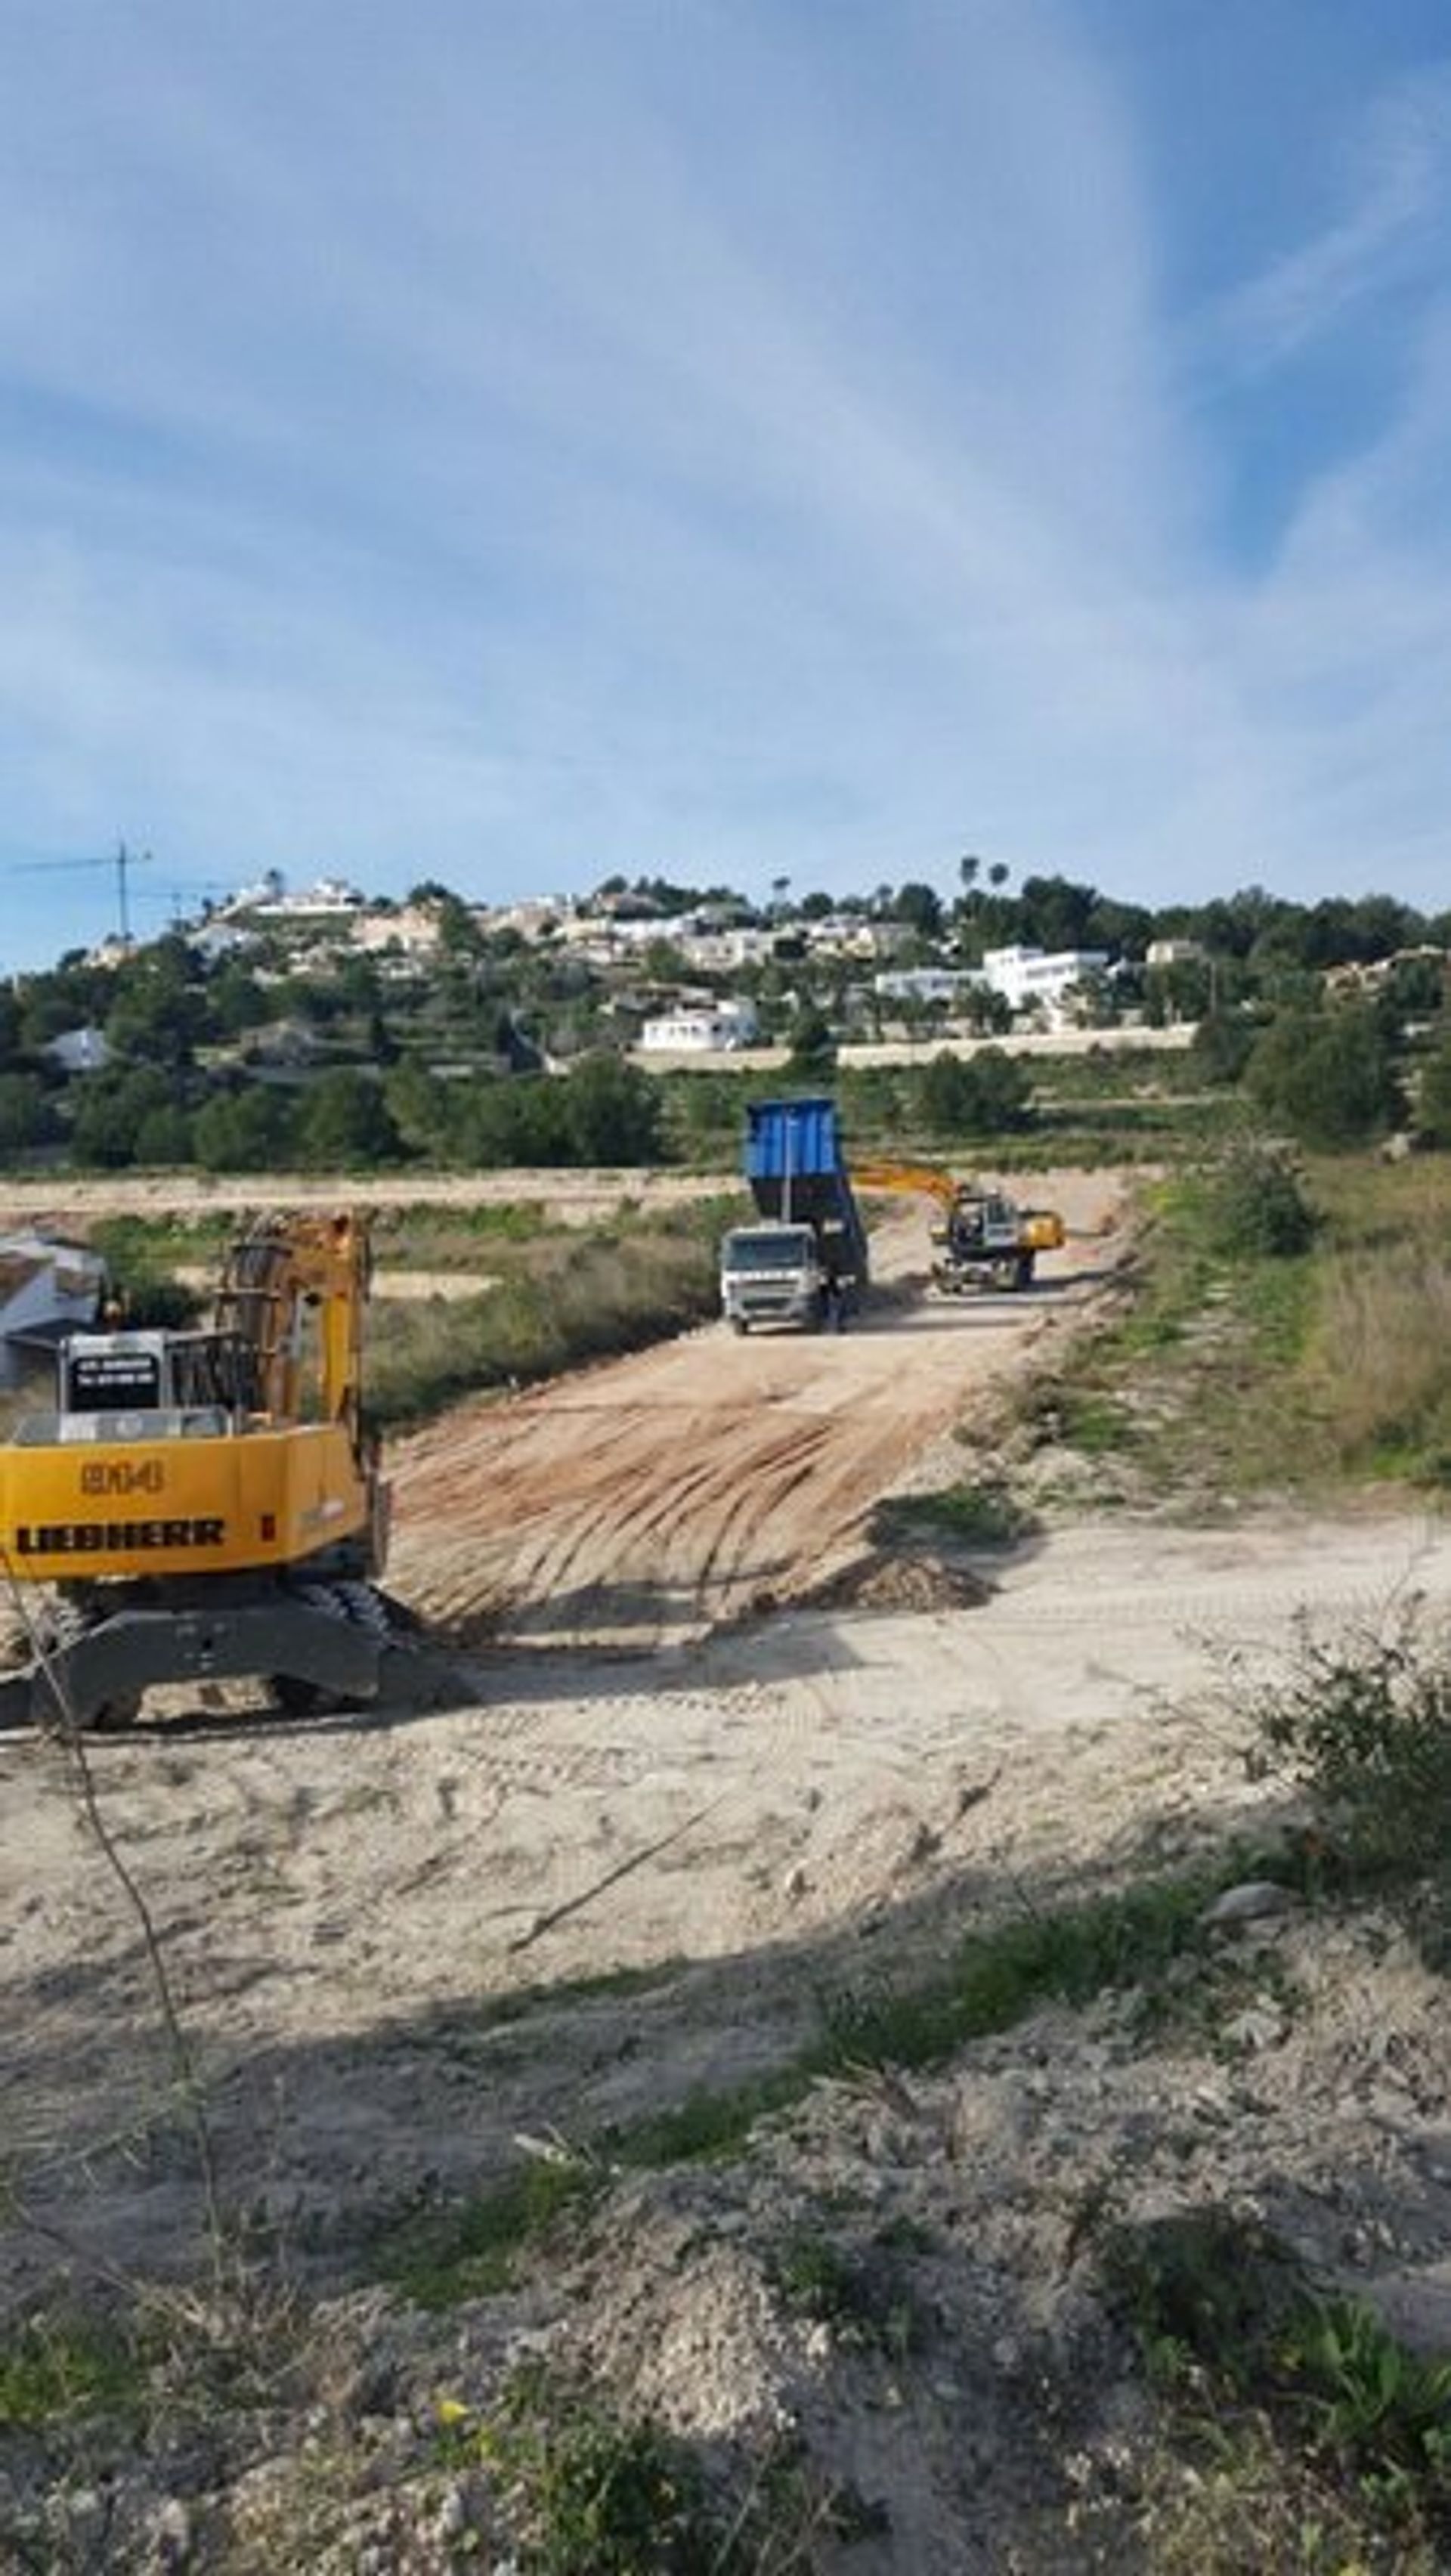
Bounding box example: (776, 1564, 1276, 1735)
(0, 1209, 438, 1729)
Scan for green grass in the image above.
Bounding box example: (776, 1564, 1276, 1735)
(436, 2361, 852, 2574)
(769, 2224, 926, 2359)
(460, 1957, 690, 2036)
(366, 1208, 733, 1429)
(1023, 1164, 1321, 1502)
(0, 2313, 144, 2428)
(872, 1475, 1033, 1548)
(385, 2157, 606, 2307)
(1102, 2206, 1451, 2564)
(85, 1195, 742, 1435)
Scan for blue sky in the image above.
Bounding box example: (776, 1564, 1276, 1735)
(1, 0, 1449, 967)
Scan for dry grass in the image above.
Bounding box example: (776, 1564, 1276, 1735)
(1312, 1244, 1451, 1472)
(365, 1221, 723, 1429)
(1306, 1159, 1451, 1482)
(1019, 1149, 1451, 1507)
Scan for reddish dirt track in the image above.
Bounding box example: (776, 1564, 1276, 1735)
(388, 1179, 1129, 1649)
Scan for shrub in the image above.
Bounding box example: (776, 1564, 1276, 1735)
(441, 2367, 723, 2574)
(1205, 1141, 1316, 1259)
(1246, 1005, 1402, 1148)
(1245, 1615, 1451, 1903)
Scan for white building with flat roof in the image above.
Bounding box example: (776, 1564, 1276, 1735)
(639, 1001, 758, 1053)
(982, 945, 1109, 1017)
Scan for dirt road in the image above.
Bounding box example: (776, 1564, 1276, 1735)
(388, 1176, 1127, 1649)
(14, 1158, 1451, 2567)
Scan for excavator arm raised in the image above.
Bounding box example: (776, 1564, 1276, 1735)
(213, 1210, 370, 1438)
(851, 1157, 964, 1211)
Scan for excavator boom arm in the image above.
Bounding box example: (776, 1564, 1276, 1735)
(851, 1157, 964, 1210)
(214, 1212, 369, 1433)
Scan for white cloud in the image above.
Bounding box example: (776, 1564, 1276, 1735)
(1202, 66, 1451, 373)
(0, 1, 1447, 960)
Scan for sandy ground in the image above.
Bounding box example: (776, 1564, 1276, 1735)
(2, 1165, 1443, 2276)
(9, 1170, 1451, 2565)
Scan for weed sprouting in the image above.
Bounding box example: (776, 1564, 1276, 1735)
(386, 2156, 604, 2308)
(433, 2365, 852, 2574)
(1102, 2206, 1451, 2554)
(873, 1476, 1033, 1549)
(1244, 1613, 1451, 1925)
(1286, 2297, 1451, 2478)
(770, 2227, 926, 2359)
(450, 2367, 716, 2575)
(0, 2311, 145, 2429)
(1100, 2206, 1308, 2396)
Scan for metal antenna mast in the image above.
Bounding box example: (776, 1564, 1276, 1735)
(113, 841, 149, 943)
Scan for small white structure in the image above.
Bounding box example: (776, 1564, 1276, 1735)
(0, 1234, 107, 1387)
(639, 1002, 758, 1053)
(222, 875, 364, 922)
(44, 1026, 111, 1076)
(982, 945, 1109, 1017)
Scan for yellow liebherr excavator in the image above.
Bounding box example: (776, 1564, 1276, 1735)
(852, 1160, 1066, 1293)
(0, 1210, 425, 1728)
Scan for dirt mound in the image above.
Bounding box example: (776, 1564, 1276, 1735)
(805, 1547, 994, 1612)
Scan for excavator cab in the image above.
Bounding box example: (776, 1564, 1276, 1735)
(17, 1327, 261, 1445)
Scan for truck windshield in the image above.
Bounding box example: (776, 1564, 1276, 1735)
(723, 1230, 815, 1272)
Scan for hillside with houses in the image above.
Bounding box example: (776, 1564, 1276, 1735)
(0, 866, 1445, 1177)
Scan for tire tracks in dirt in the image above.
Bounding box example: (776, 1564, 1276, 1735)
(387, 1182, 1129, 1652)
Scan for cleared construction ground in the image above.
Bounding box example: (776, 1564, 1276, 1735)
(13, 1165, 1451, 2567)
(387, 1181, 1125, 1649)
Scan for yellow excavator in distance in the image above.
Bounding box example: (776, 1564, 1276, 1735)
(852, 1159, 1066, 1293)
(0, 1209, 434, 1729)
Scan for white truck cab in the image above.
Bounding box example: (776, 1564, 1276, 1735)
(719, 1221, 831, 1334)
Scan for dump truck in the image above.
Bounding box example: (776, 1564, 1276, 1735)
(853, 1160, 1065, 1293)
(720, 1097, 869, 1333)
(0, 1209, 445, 1729)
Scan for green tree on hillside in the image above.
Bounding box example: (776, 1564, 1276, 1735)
(1245, 1007, 1402, 1147)
(1413, 1028, 1451, 1146)
(917, 1047, 1033, 1135)
(193, 1085, 299, 1172)
(296, 1070, 402, 1169)
(0, 1073, 59, 1160)
(564, 1054, 663, 1163)
(785, 1005, 836, 1082)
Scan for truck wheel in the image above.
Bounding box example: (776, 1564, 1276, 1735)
(1014, 1251, 1035, 1291)
(732, 1318, 749, 1336)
